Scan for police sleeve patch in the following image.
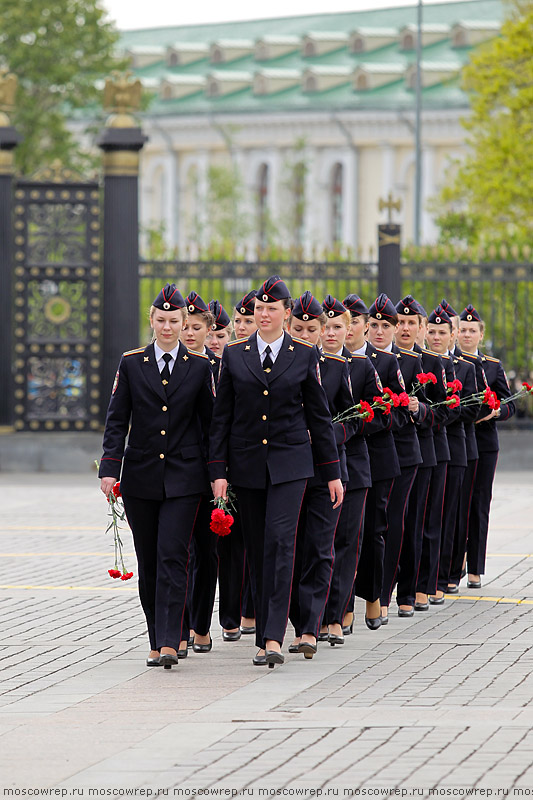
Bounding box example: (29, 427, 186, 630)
(375, 372, 383, 392)
(316, 363, 322, 386)
(112, 369, 120, 394)
(442, 368, 447, 391)
(397, 369, 406, 391)
(503, 370, 511, 390)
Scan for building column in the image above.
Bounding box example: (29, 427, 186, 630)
(422, 145, 437, 242)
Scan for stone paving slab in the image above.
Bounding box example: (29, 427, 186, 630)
(1, 471, 533, 791)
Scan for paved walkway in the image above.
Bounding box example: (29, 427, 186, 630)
(1, 470, 533, 793)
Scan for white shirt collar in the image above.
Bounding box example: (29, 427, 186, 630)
(257, 331, 285, 361)
(352, 343, 367, 356)
(154, 341, 179, 366)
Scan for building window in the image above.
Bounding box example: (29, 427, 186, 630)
(331, 163, 343, 244)
(211, 46, 223, 63)
(257, 163, 269, 252)
(402, 32, 415, 50)
(304, 75, 317, 92)
(303, 41, 316, 57)
(356, 74, 368, 90)
(351, 37, 365, 53)
(168, 51, 178, 66)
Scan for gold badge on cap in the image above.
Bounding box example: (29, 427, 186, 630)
(376, 312, 382, 320)
(262, 294, 268, 302)
(302, 314, 309, 321)
(436, 316, 441, 323)
(188, 304, 195, 313)
(163, 302, 170, 310)
(467, 314, 472, 321)
(404, 307, 409, 314)
(240, 307, 246, 314)
(328, 310, 335, 317)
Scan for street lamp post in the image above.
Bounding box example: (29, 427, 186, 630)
(414, 0, 423, 246)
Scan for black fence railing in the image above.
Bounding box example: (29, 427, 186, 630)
(139, 256, 533, 421)
(139, 258, 378, 340)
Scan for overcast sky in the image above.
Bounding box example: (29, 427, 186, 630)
(102, 0, 469, 31)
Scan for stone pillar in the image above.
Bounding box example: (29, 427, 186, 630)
(378, 223, 402, 301)
(0, 73, 22, 428)
(97, 77, 148, 417)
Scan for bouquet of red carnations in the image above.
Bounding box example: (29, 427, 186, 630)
(210, 487, 237, 537)
(105, 481, 134, 581)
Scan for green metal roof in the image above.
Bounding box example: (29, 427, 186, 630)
(117, 0, 502, 116)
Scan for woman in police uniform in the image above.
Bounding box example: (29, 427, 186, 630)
(99, 284, 214, 669)
(210, 276, 343, 667)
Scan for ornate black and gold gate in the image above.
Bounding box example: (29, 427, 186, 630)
(12, 164, 101, 432)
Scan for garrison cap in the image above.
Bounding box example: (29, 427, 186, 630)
(396, 295, 421, 317)
(234, 290, 256, 317)
(209, 299, 231, 330)
(152, 283, 185, 311)
(417, 300, 428, 318)
(292, 291, 323, 321)
(369, 293, 397, 322)
(185, 291, 209, 315)
(441, 298, 459, 318)
(428, 304, 452, 326)
(257, 275, 291, 303)
(459, 304, 482, 323)
(322, 295, 347, 318)
(343, 294, 369, 317)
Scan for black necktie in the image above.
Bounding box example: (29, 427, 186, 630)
(161, 352, 172, 391)
(263, 345, 273, 373)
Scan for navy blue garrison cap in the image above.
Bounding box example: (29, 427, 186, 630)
(292, 291, 324, 321)
(369, 293, 397, 322)
(343, 294, 369, 317)
(153, 283, 185, 311)
(322, 295, 347, 318)
(234, 290, 256, 317)
(441, 298, 459, 318)
(396, 295, 422, 317)
(257, 275, 291, 303)
(209, 300, 231, 330)
(185, 291, 209, 315)
(459, 304, 482, 323)
(428, 304, 452, 325)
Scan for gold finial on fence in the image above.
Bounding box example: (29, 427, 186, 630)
(378, 192, 401, 224)
(103, 71, 142, 128)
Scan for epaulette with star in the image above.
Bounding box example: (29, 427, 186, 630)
(323, 353, 346, 363)
(396, 347, 419, 358)
(123, 347, 145, 357)
(291, 336, 313, 348)
(482, 354, 500, 363)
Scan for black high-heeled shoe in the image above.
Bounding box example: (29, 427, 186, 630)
(317, 631, 328, 642)
(192, 635, 212, 653)
(265, 650, 284, 668)
(365, 615, 382, 630)
(328, 633, 344, 646)
(146, 656, 162, 667)
(159, 653, 179, 670)
(288, 642, 300, 654)
(222, 630, 241, 642)
(342, 621, 354, 636)
(298, 642, 317, 659)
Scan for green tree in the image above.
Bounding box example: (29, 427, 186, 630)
(206, 163, 250, 254)
(0, 0, 125, 175)
(433, 3, 533, 246)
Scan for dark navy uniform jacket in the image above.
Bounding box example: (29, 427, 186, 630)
(209, 331, 341, 489)
(413, 344, 449, 465)
(99, 342, 214, 500)
(472, 351, 515, 452)
(446, 355, 479, 466)
(315, 351, 354, 485)
(363, 342, 402, 482)
(341, 346, 385, 490)
(206, 346, 221, 382)
(392, 345, 426, 468)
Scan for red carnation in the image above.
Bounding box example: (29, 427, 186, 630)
(359, 401, 375, 422)
(383, 388, 400, 407)
(120, 571, 134, 581)
(210, 508, 234, 536)
(523, 382, 533, 393)
(108, 569, 121, 579)
(448, 379, 463, 394)
(447, 394, 461, 408)
(398, 392, 410, 407)
(112, 482, 121, 499)
(416, 372, 436, 385)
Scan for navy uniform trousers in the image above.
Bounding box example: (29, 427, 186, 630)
(397, 346, 446, 607)
(289, 352, 352, 638)
(436, 356, 478, 593)
(217, 512, 254, 631)
(98, 341, 214, 652)
(354, 344, 404, 604)
(209, 332, 341, 650)
(324, 349, 382, 625)
(416, 350, 454, 596)
(464, 352, 515, 576)
(381, 345, 427, 609)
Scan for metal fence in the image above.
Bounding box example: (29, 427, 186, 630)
(139, 257, 378, 340)
(139, 256, 533, 420)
